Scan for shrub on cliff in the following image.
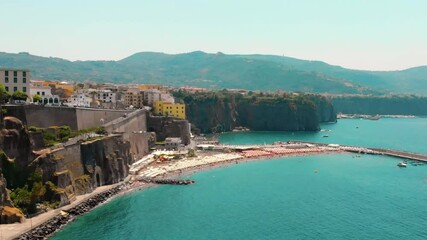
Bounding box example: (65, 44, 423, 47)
(9, 170, 46, 214)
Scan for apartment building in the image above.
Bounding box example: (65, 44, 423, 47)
(143, 89, 175, 106)
(97, 90, 117, 103)
(0, 69, 30, 94)
(123, 88, 144, 108)
(65, 92, 93, 107)
(154, 101, 186, 119)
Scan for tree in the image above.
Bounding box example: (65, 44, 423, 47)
(187, 149, 196, 157)
(32, 94, 42, 103)
(0, 84, 11, 104)
(12, 90, 28, 101)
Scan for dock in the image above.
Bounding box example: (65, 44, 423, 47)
(287, 141, 427, 163)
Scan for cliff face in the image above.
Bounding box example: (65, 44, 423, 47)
(235, 99, 320, 131)
(147, 115, 191, 144)
(0, 117, 33, 167)
(179, 92, 336, 133)
(332, 96, 427, 115)
(0, 174, 12, 207)
(0, 115, 134, 222)
(0, 174, 25, 224)
(35, 135, 132, 203)
(80, 136, 131, 187)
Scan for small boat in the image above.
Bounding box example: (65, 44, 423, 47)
(368, 114, 381, 120)
(322, 135, 329, 138)
(397, 162, 407, 167)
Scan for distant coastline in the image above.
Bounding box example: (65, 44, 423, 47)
(337, 113, 419, 120)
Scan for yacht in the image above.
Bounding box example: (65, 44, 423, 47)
(397, 162, 407, 167)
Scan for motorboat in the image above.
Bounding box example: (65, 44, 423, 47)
(397, 162, 407, 167)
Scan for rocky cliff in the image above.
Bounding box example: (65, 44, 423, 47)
(0, 117, 31, 224)
(147, 114, 191, 144)
(0, 174, 25, 224)
(175, 91, 336, 133)
(0, 115, 133, 223)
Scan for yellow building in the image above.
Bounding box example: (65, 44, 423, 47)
(154, 101, 186, 119)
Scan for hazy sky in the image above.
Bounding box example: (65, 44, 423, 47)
(1, 0, 426, 70)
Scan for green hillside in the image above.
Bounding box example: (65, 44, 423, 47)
(0, 51, 426, 95)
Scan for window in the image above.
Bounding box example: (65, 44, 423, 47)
(23, 87, 26, 92)
(14, 78, 17, 83)
(23, 78, 26, 83)
(13, 87, 17, 92)
(5, 86, 9, 92)
(42, 92, 45, 96)
(5, 77, 8, 83)
(13, 71, 17, 77)
(37, 92, 40, 95)
(23, 71, 26, 77)
(4, 71, 8, 76)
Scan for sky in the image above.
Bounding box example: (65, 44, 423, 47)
(0, 0, 426, 71)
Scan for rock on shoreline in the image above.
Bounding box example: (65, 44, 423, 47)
(15, 185, 124, 240)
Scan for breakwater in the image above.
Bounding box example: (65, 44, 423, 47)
(140, 178, 195, 185)
(287, 141, 427, 163)
(14, 185, 124, 240)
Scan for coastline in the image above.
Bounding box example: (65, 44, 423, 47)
(160, 151, 344, 180)
(9, 149, 344, 240)
(1, 184, 121, 240)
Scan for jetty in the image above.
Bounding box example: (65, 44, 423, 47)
(287, 141, 427, 163)
(367, 148, 427, 162)
(138, 178, 195, 185)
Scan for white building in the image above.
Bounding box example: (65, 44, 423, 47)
(29, 82, 61, 105)
(164, 137, 183, 150)
(30, 85, 52, 98)
(97, 90, 117, 103)
(41, 95, 61, 105)
(65, 93, 93, 107)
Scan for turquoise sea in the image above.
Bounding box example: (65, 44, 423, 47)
(220, 118, 427, 154)
(52, 119, 427, 240)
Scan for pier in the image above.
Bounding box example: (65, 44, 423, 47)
(139, 178, 195, 185)
(287, 141, 427, 163)
(367, 148, 427, 162)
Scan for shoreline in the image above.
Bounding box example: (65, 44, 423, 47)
(159, 151, 344, 180)
(9, 150, 343, 240)
(1, 184, 121, 240)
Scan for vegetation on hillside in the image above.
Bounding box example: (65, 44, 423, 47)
(173, 90, 335, 133)
(29, 126, 107, 147)
(1, 51, 426, 94)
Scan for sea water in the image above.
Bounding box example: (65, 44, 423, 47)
(220, 118, 427, 154)
(51, 119, 427, 240)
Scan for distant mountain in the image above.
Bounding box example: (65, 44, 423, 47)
(0, 51, 426, 95)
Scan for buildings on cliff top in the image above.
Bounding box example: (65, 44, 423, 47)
(1, 70, 186, 118)
(0, 69, 30, 95)
(153, 101, 186, 119)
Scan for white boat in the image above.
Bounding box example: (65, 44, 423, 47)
(397, 162, 407, 167)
